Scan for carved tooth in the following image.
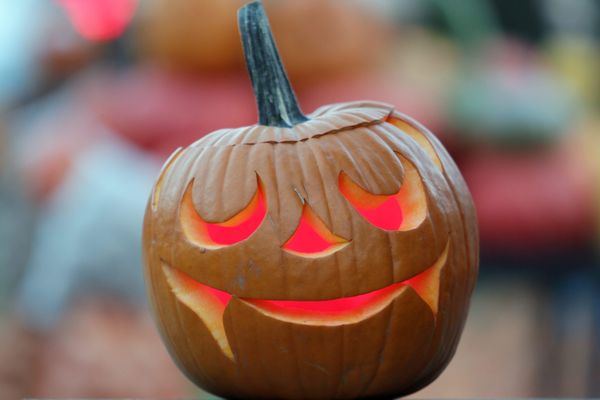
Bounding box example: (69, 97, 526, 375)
(162, 264, 234, 359)
(161, 241, 447, 360)
(405, 241, 448, 315)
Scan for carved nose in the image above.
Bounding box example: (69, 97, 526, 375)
(282, 203, 349, 258)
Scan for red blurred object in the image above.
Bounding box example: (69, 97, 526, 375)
(92, 67, 445, 158)
(91, 66, 257, 156)
(462, 147, 595, 251)
(57, 0, 137, 41)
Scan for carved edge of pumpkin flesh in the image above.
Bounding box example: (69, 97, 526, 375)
(160, 240, 448, 361)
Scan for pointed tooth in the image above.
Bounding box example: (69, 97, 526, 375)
(162, 264, 234, 359)
(405, 242, 449, 315)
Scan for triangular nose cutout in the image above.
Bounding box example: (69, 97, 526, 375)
(282, 204, 349, 258)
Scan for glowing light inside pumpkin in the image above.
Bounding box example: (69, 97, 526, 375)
(164, 241, 447, 329)
(347, 192, 402, 231)
(171, 279, 406, 316)
(339, 158, 427, 232)
(355, 196, 403, 230)
(162, 264, 233, 359)
(181, 178, 266, 249)
(163, 241, 447, 355)
(205, 185, 266, 245)
(249, 282, 404, 315)
(282, 204, 349, 257)
(203, 284, 233, 306)
(339, 172, 404, 230)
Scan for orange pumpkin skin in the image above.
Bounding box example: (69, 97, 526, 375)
(143, 101, 478, 398)
(143, 2, 478, 398)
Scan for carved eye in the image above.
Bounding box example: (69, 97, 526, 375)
(180, 177, 266, 249)
(282, 203, 349, 258)
(339, 159, 427, 231)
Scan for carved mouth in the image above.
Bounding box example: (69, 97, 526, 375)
(162, 242, 448, 359)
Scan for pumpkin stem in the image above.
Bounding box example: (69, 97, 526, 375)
(238, 1, 308, 127)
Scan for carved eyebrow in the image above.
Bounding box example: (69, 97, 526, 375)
(387, 117, 443, 172)
(180, 176, 267, 249)
(151, 147, 184, 212)
(339, 157, 427, 231)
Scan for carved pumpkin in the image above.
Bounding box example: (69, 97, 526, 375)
(143, 2, 478, 398)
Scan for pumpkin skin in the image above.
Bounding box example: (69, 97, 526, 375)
(143, 3, 478, 398)
(143, 102, 478, 398)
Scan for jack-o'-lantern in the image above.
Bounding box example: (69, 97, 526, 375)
(143, 2, 478, 398)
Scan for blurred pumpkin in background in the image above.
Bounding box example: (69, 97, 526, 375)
(136, 0, 244, 72)
(135, 0, 390, 84)
(144, 3, 478, 398)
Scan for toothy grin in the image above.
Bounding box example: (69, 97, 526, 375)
(162, 242, 448, 359)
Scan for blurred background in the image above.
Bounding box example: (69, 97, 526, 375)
(0, 0, 599, 398)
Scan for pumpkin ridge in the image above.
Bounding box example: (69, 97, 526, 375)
(359, 303, 394, 397)
(144, 1, 478, 396)
(152, 147, 183, 211)
(189, 103, 393, 148)
(199, 118, 389, 148)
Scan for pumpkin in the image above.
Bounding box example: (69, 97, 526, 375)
(135, 0, 388, 84)
(143, 2, 478, 398)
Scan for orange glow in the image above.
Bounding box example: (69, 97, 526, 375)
(181, 178, 266, 249)
(245, 282, 407, 325)
(403, 241, 448, 314)
(248, 242, 447, 323)
(57, 0, 137, 41)
(282, 204, 349, 257)
(163, 241, 446, 354)
(162, 264, 233, 359)
(163, 241, 446, 335)
(339, 159, 427, 231)
(339, 172, 403, 230)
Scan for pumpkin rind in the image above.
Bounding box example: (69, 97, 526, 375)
(143, 2, 478, 397)
(143, 102, 478, 398)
